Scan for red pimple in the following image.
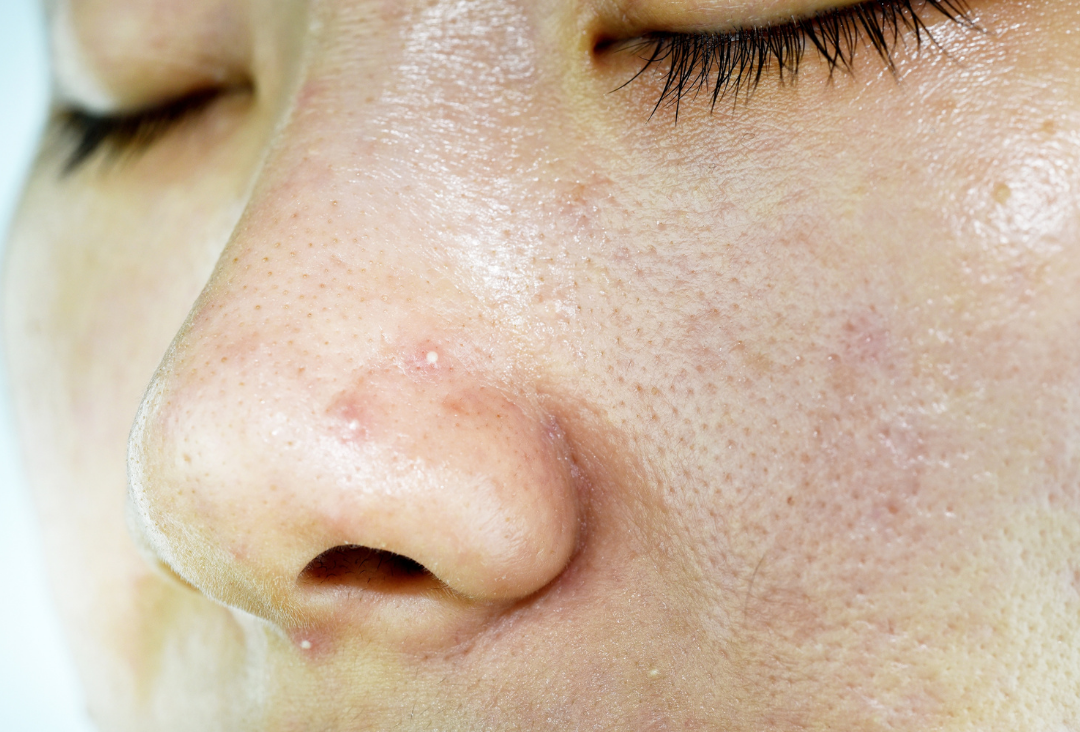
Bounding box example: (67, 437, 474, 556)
(325, 391, 373, 443)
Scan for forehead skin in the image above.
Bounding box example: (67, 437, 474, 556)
(6, 0, 1080, 729)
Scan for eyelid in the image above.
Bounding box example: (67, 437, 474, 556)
(48, 0, 252, 115)
(601, 0, 867, 39)
(55, 86, 238, 174)
(606, 0, 977, 118)
(49, 0, 119, 115)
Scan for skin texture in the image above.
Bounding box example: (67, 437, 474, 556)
(5, 0, 1080, 728)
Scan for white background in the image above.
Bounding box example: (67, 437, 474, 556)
(1, 0, 96, 729)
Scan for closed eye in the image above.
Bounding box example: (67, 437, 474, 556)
(609, 0, 978, 119)
(56, 88, 227, 174)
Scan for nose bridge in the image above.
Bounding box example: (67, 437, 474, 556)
(205, 0, 552, 329)
(126, 0, 583, 637)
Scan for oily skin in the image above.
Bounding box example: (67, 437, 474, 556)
(6, 0, 1080, 728)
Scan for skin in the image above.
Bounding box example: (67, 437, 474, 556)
(5, 0, 1080, 728)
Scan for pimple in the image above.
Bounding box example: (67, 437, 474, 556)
(287, 627, 333, 658)
(402, 341, 452, 376)
(325, 392, 374, 442)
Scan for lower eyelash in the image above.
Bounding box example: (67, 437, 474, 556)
(617, 0, 976, 119)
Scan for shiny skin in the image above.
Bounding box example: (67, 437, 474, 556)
(6, 0, 1080, 728)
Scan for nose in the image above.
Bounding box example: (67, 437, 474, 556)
(127, 185, 582, 649)
(129, 270, 581, 642)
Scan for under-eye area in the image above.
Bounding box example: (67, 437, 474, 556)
(298, 545, 438, 595)
(606, 0, 977, 117)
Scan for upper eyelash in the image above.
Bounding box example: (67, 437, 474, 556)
(52, 0, 974, 173)
(56, 89, 221, 174)
(616, 0, 976, 120)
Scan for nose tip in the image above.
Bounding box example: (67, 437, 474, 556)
(127, 338, 581, 640)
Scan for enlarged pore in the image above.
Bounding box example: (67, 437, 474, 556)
(299, 545, 437, 594)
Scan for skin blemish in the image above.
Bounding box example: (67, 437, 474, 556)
(288, 628, 334, 658)
(325, 391, 373, 443)
(401, 340, 451, 376)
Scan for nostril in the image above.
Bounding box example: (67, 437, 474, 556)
(298, 545, 439, 594)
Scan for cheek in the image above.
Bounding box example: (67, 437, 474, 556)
(573, 41, 1080, 714)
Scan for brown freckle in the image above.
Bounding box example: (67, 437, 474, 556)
(443, 396, 467, 415)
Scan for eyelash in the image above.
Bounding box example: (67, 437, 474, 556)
(617, 0, 976, 119)
(57, 89, 221, 174)
(55, 0, 975, 171)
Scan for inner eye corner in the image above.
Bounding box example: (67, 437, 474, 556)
(592, 33, 631, 56)
(298, 545, 433, 593)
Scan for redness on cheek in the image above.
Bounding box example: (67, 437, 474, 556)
(837, 308, 893, 369)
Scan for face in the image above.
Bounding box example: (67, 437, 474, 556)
(6, 0, 1080, 728)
